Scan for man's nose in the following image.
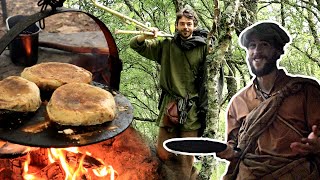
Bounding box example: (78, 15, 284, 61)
(253, 44, 263, 53)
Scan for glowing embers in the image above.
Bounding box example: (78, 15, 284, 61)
(22, 147, 116, 180)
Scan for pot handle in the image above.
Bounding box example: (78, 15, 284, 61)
(0, 8, 122, 90)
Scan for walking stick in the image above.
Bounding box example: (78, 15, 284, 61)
(89, 0, 173, 37)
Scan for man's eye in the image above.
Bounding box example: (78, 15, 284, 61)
(248, 43, 256, 48)
(262, 42, 270, 47)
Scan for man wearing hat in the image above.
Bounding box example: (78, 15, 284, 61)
(216, 21, 320, 179)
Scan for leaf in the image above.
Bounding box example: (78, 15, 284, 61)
(170, 23, 176, 34)
(129, 12, 135, 18)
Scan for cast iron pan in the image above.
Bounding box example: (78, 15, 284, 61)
(163, 137, 227, 156)
(0, 82, 133, 148)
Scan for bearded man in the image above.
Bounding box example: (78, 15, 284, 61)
(217, 21, 320, 179)
(130, 7, 209, 180)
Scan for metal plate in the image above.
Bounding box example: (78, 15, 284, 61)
(0, 83, 133, 148)
(163, 138, 227, 156)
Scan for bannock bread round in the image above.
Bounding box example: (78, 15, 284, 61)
(21, 62, 92, 90)
(0, 76, 41, 112)
(46, 83, 116, 126)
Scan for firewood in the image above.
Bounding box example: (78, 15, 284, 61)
(44, 162, 65, 180)
(64, 150, 104, 168)
(24, 162, 64, 180)
(0, 156, 26, 179)
(29, 148, 48, 167)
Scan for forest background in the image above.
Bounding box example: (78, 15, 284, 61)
(66, 0, 320, 179)
(6, 0, 319, 179)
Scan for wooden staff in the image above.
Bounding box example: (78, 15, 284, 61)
(90, 0, 173, 37)
(114, 30, 173, 37)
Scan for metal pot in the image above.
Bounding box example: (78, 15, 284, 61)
(6, 15, 41, 67)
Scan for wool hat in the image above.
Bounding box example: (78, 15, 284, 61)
(240, 22, 290, 52)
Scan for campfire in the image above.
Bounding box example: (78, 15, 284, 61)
(22, 147, 116, 180)
(0, 127, 161, 180)
(0, 1, 163, 179)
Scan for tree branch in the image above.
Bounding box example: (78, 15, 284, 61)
(171, 0, 184, 12)
(259, 0, 320, 22)
(292, 44, 320, 67)
(133, 117, 156, 122)
(123, 0, 145, 22)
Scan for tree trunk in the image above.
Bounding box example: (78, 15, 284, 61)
(171, 0, 184, 12)
(199, 0, 244, 178)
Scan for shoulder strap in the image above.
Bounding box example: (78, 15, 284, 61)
(277, 115, 303, 137)
(238, 77, 317, 151)
(227, 77, 319, 179)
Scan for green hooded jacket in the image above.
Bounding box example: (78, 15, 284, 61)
(130, 32, 208, 131)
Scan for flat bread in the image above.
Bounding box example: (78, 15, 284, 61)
(0, 76, 41, 112)
(21, 62, 92, 90)
(46, 83, 116, 126)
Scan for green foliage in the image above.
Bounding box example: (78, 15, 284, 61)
(255, 2, 320, 80)
(64, 0, 320, 179)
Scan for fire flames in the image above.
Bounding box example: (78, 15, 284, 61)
(22, 147, 116, 180)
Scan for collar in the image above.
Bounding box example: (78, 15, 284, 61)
(253, 69, 288, 100)
(173, 29, 207, 50)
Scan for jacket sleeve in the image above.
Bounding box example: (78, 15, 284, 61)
(305, 82, 320, 128)
(129, 36, 163, 63)
(227, 100, 241, 145)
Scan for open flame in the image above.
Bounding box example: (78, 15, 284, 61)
(22, 147, 117, 180)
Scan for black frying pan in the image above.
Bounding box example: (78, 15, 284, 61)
(163, 138, 227, 156)
(0, 83, 133, 148)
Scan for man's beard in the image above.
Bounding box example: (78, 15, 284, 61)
(249, 54, 279, 77)
(178, 30, 192, 39)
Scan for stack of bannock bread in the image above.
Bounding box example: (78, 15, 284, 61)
(0, 62, 116, 127)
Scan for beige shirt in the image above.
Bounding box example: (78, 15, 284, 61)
(227, 69, 320, 157)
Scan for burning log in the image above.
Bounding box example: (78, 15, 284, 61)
(0, 155, 26, 179)
(22, 148, 117, 180)
(29, 148, 48, 167)
(0, 127, 161, 180)
(24, 161, 64, 180)
(64, 150, 104, 168)
(42, 162, 64, 179)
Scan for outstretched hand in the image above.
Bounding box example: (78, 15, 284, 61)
(136, 27, 159, 43)
(290, 125, 320, 155)
(216, 143, 240, 161)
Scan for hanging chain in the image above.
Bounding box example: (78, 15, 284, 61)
(37, 0, 66, 29)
